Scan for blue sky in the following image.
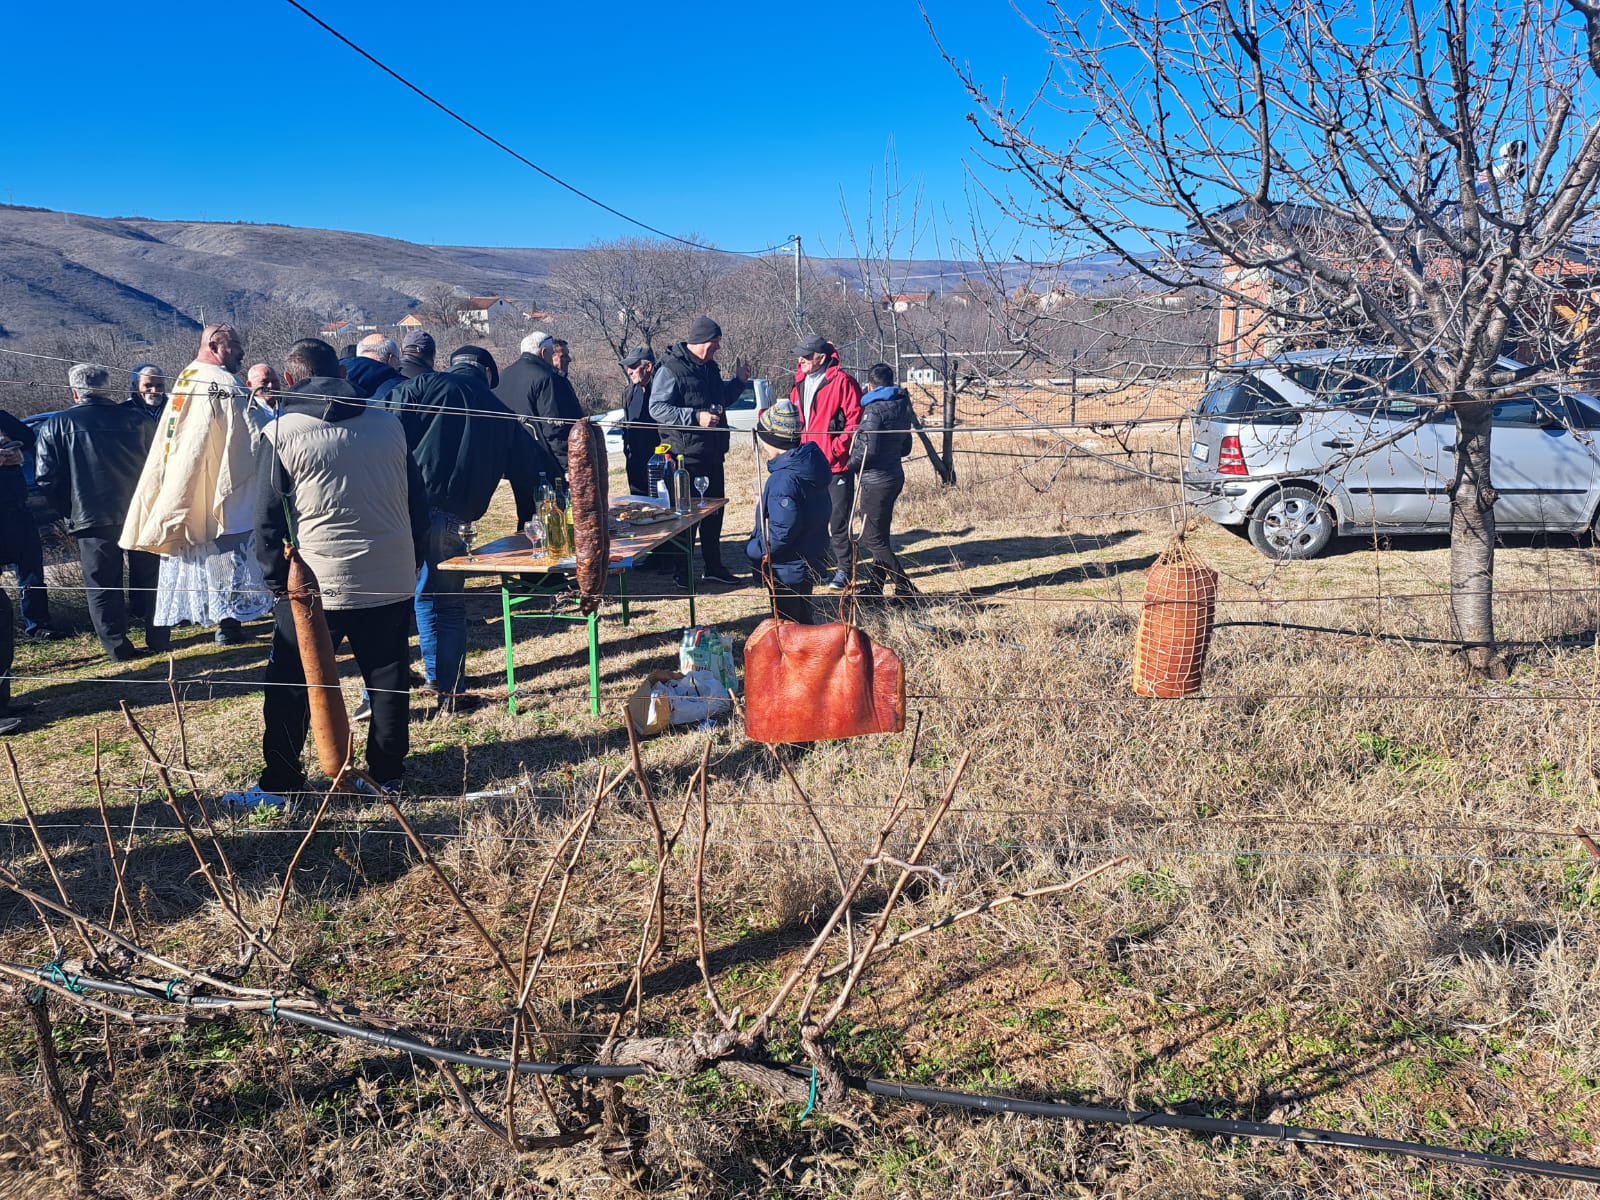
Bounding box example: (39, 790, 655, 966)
(0, 0, 1059, 256)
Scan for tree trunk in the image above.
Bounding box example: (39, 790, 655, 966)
(1448, 401, 1507, 679)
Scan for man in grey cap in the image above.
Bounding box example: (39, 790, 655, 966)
(398, 329, 436, 379)
(619, 347, 658, 497)
(649, 316, 750, 586)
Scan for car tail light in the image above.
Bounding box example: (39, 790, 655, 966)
(1218, 435, 1247, 476)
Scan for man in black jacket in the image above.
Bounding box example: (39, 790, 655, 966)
(648, 315, 750, 585)
(398, 330, 436, 379)
(619, 347, 658, 497)
(36, 364, 167, 661)
(495, 331, 583, 476)
(390, 345, 551, 711)
(0, 408, 60, 642)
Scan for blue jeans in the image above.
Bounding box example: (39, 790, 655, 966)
(414, 510, 468, 695)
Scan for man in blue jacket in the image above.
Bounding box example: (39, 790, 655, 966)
(746, 401, 831, 625)
(389, 345, 550, 712)
(339, 335, 406, 410)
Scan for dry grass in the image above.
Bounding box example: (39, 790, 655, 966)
(3, 429, 1600, 1197)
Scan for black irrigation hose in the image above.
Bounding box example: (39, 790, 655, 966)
(16, 963, 1600, 1184)
(1213, 619, 1572, 650)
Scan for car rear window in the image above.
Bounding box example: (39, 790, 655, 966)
(1198, 376, 1298, 423)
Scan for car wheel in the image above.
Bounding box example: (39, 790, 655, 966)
(1247, 486, 1333, 559)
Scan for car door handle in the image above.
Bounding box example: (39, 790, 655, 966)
(1441, 443, 1456, 452)
(1320, 439, 1355, 449)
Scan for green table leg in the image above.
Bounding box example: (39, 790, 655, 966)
(502, 581, 517, 715)
(587, 609, 600, 716)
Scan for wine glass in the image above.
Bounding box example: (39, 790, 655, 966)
(457, 520, 476, 561)
(523, 514, 546, 556)
(693, 475, 710, 505)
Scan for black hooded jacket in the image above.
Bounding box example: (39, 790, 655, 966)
(390, 363, 549, 524)
(495, 352, 583, 473)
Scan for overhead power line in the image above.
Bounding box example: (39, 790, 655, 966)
(281, 0, 791, 257)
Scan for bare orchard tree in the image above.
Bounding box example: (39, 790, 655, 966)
(940, 0, 1600, 676)
(545, 237, 725, 367)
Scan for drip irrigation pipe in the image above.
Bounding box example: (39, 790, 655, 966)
(14, 962, 1600, 1184)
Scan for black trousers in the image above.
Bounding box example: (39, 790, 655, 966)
(857, 471, 909, 590)
(260, 598, 410, 792)
(623, 428, 658, 498)
(772, 580, 816, 625)
(827, 472, 854, 573)
(76, 524, 168, 658)
(0, 586, 13, 712)
(679, 457, 728, 573)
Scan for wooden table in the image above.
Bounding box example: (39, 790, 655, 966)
(435, 497, 728, 715)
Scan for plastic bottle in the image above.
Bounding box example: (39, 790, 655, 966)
(647, 444, 671, 506)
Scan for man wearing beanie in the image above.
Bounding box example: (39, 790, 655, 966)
(649, 315, 750, 585)
(790, 333, 862, 590)
(619, 347, 659, 498)
(747, 400, 831, 625)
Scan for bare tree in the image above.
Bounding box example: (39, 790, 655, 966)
(545, 238, 725, 366)
(941, 0, 1600, 675)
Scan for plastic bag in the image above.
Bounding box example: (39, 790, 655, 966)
(680, 626, 740, 694)
(627, 669, 733, 736)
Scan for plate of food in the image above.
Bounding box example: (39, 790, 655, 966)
(612, 503, 679, 527)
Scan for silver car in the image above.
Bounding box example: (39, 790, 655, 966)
(1183, 348, 1600, 558)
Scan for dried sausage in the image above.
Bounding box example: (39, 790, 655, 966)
(286, 547, 354, 778)
(567, 421, 610, 614)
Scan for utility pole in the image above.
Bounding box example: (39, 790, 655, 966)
(792, 235, 805, 332)
(941, 328, 957, 487)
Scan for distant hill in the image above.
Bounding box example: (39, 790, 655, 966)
(0, 204, 1131, 341)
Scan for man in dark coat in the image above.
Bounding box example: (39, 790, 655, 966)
(36, 364, 166, 660)
(648, 315, 750, 586)
(619, 347, 659, 497)
(398, 329, 436, 379)
(339, 334, 406, 409)
(390, 345, 550, 711)
(0, 405, 59, 641)
(495, 331, 583, 476)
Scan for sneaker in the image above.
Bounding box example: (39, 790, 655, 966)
(350, 775, 403, 799)
(23, 628, 68, 642)
(699, 567, 744, 586)
(0, 716, 23, 736)
(220, 784, 291, 812)
(353, 695, 372, 722)
(825, 570, 850, 591)
(215, 619, 249, 646)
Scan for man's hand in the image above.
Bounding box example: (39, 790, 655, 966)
(0, 448, 24, 469)
(697, 410, 718, 428)
(735, 357, 751, 384)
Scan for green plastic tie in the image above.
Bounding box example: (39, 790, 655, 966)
(799, 1067, 818, 1121)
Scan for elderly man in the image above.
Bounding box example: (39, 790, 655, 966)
(37, 365, 168, 662)
(121, 323, 272, 645)
(126, 364, 167, 418)
(340, 334, 406, 409)
(649, 315, 750, 586)
(398, 329, 436, 379)
(619, 347, 659, 497)
(222, 338, 429, 809)
(390, 345, 550, 712)
(495, 330, 583, 476)
(553, 339, 573, 377)
(790, 335, 862, 589)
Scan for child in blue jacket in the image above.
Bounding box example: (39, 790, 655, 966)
(747, 401, 831, 623)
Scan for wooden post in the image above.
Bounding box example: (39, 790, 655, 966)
(940, 330, 957, 487)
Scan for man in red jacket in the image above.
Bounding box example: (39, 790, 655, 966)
(790, 334, 862, 589)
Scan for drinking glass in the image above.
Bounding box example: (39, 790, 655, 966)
(458, 520, 476, 561)
(693, 475, 710, 504)
(523, 515, 546, 556)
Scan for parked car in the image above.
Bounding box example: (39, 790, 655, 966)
(588, 408, 626, 457)
(1182, 348, 1600, 558)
